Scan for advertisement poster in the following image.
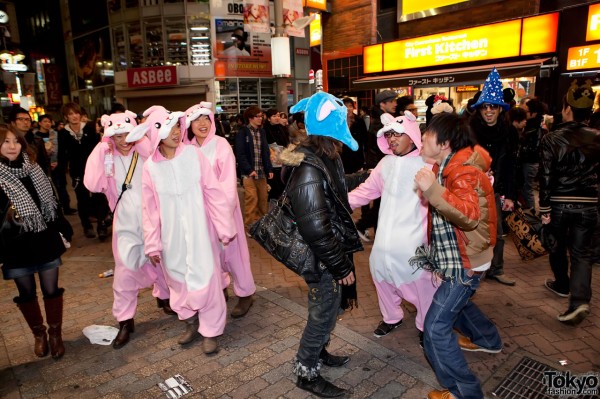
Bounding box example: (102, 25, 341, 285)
(73, 28, 114, 90)
(243, 0, 270, 34)
(214, 18, 272, 77)
(283, 0, 305, 38)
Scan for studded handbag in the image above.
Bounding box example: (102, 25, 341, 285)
(249, 168, 323, 278)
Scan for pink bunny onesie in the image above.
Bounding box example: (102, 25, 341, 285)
(182, 102, 255, 300)
(84, 111, 170, 322)
(348, 112, 438, 331)
(127, 106, 236, 338)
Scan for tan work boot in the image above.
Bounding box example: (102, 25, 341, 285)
(202, 337, 218, 354)
(177, 315, 200, 345)
(231, 295, 253, 318)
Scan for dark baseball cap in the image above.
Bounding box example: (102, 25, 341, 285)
(375, 90, 397, 105)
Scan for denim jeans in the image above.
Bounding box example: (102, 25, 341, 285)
(294, 270, 341, 379)
(490, 194, 505, 276)
(521, 162, 539, 210)
(548, 204, 598, 308)
(424, 271, 502, 399)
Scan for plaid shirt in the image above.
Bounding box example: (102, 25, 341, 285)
(249, 125, 265, 179)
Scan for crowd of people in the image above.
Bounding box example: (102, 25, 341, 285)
(1, 67, 598, 399)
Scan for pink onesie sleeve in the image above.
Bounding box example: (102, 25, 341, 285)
(348, 161, 385, 210)
(215, 140, 239, 210)
(197, 148, 236, 243)
(141, 164, 163, 257)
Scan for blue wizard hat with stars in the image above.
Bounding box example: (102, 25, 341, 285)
(473, 67, 510, 111)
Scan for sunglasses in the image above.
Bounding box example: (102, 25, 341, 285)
(383, 131, 405, 138)
(480, 103, 500, 110)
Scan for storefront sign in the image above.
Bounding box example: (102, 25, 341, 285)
(408, 76, 455, 86)
(402, 0, 467, 15)
(42, 64, 62, 106)
(566, 43, 600, 71)
(456, 85, 480, 92)
(309, 12, 321, 47)
(296, 48, 309, 56)
(587, 3, 600, 41)
(126, 66, 178, 88)
(364, 13, 558, 73)
(304, 0, 326, 11)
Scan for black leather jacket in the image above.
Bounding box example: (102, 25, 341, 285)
(280, 145, 364, 282)
(539, 121, 600, 214)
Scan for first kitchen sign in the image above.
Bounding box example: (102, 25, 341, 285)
(127, 66, 178, 89)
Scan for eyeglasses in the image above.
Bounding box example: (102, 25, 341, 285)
(383, 131, 405, 138)
(16, 117, 32, 122)
(480, 103, 500, 110)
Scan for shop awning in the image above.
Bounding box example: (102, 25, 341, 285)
(352, 58, 551, 89)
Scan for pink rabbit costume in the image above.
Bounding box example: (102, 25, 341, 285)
(348, 112, 438, 333)
(182, 102, 255, 317)
(126, 106, 236, 341)
(84, 111, 171, 329)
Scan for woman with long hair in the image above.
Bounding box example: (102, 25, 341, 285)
(0, 126, 68, 359)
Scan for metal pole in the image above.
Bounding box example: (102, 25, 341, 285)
(274, 0, 289, 112)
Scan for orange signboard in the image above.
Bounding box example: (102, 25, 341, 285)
(402, 0, 467, 15)
(566, 44, 600, 71)
(364, 13, 558, 73)
(587, 3, 600, 42)
(304, 0, 327, 11)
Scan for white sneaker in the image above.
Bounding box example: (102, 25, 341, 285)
(357, 229, 370, 242)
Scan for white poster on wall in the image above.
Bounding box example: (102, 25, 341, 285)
(283, 0, 305, 38)
(243, 0, 270, 33)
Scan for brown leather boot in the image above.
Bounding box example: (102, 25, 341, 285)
(177, 315, 200, 345)
(14, 296, 49, 357)
(43, 288, 65, 359)
(202, 337, 218, 354)
(113, 319, 135, 349)
(156, 298, 176, 316)
(231, 295, 253, 318)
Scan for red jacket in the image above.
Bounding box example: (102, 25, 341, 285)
(423, 145, 497, 269)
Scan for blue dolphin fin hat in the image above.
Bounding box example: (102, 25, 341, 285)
(290, 92, 358, 151)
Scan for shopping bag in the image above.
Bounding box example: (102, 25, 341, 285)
(505, 207, 547, 261)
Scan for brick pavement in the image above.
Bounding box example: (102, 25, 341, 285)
(0, 212, 598, 398)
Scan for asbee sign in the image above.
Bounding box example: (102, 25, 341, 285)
(364, 13, 558, 73)
(127, 66, 178, 88)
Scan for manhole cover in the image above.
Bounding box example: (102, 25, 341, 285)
(492, 356, 599, 399)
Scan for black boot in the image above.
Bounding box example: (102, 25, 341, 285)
(156, 298, 176, 316)
(296, 375, 346, 398)
(113, 319, 135, 349)
(177, 315, 200, 345)
(14, 296, 49, 357)
(43, 288, 65, 359)
(320, 348, 350, 367)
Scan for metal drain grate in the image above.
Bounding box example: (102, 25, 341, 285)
(492, 356, 598, 399)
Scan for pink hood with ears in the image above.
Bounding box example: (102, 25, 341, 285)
(182, 101, 216, 147)
(376, 111, 422, 157)
(125, 106, 184, 159)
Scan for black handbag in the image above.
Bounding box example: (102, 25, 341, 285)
(1, 200, 25, 238)
(249, 168, 323, 278)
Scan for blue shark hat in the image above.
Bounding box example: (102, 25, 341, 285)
(290, 92, 358, 151)
(473, 67, 510, 111)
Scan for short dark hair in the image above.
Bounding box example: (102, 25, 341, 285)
(265, 108, 279, 119)
(342, 98, 354, 107)
(39, 114, 53, 123)
(292, 112, 304, 124)
(508, 107, 527, 123)
(62, 102, 82, 118)
(396, 96, 414, 112)
(562, 95, 593, 123)
(110, 102, 126, 114)
(525, 98, 546, 116)
(8, 107, 30, 123)
(243, 106, 262, 124)
(426, 113, 476, 152)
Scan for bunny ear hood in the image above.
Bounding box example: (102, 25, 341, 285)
(376, 112, 422, 156)
(102, 110, 138, 138)
(290, 92, 358, 151)
(182, 101, 215, 145)
(125, 105, 170, 153)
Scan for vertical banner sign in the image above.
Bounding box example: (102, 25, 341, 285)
(21, 73, 35, 96)
(309, 12, 321, 47)
(243, 0, 270, 33)
(2, 71, 17, 94)
(43, 64, 63, 106)
(283, 0, 305, 38)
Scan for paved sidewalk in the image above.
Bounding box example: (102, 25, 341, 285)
(0, 215, 598, 398)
